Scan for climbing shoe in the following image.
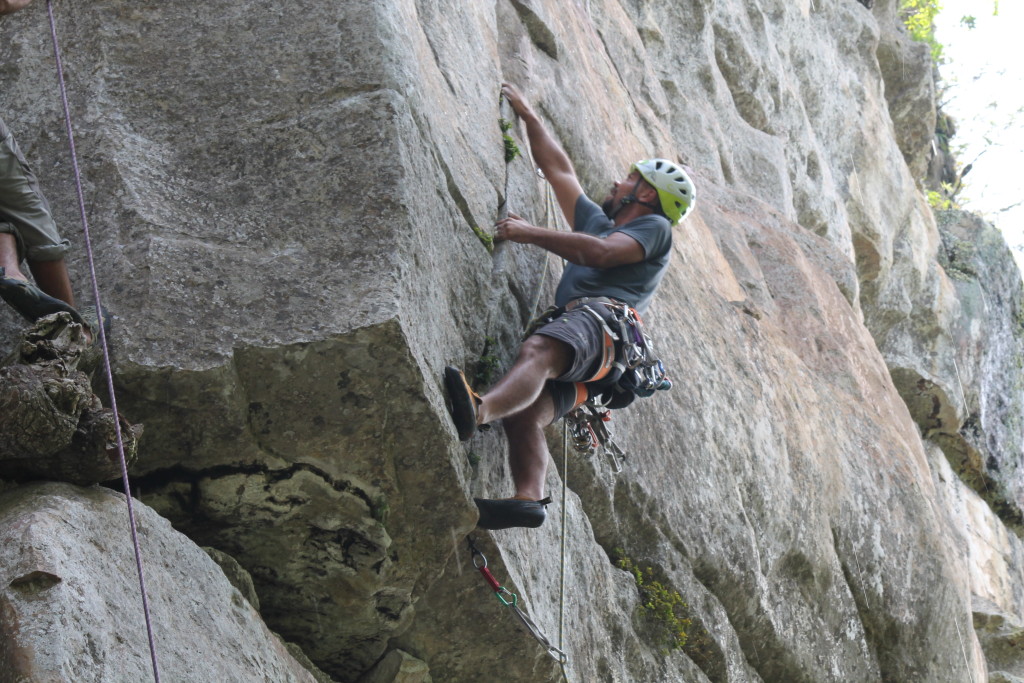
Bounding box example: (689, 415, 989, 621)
(474, 497, 552, 530)
(444, 365, 480, 441)
(0, 266, 84, 326)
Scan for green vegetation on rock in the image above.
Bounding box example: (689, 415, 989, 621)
(615, 550, 692, 652)
(471, 224, 494, 253)
(499, 118, 521, 162)
(474, 336, 501, 387)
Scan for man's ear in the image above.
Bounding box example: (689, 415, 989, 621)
(638, 181, 659, 204)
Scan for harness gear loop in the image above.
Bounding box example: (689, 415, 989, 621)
(44, 3, 161, 682)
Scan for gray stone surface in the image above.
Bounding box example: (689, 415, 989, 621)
(873, 0, 937, 181)
(975, 597, 1024, 681)
(357, 649, 432, 683)
(0, 482, 317, 682)
(0, 0, 1021, 681)
(203, 545, 260, 612)
(933, 210, 1024, 528)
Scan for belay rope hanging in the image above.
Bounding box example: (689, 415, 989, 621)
(44, 2, 161, 681)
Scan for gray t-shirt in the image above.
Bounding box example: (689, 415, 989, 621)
(554, 194, 672, 313)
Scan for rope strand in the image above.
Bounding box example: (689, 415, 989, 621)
(44, 3, 161, 680)
(558, 422, 570, 682)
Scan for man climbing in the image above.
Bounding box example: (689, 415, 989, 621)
(445, 83, 695, 530)
(0, 0, 90, 336)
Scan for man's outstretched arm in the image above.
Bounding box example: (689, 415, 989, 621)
(0, 0, 33, 16)
(501, 83, 585, 229)
(494, 212, 645, 268)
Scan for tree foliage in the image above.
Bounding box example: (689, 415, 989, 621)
(901, 0, 944, 61)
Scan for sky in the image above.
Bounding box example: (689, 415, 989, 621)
(932, 0, 1024, 268)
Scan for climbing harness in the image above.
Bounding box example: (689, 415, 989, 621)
(562, 300, 671, 469)
(45, 3, 161, 681)
(467, 536, 568, 665)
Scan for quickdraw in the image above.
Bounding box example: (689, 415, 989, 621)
(564, 403, 626, 473)
(467, 536, 568, 664)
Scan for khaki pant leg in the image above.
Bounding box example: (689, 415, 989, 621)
(0, 116, 70, 262)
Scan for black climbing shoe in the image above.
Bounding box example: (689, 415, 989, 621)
(474, 497, 552, 530)
(0, 266, 84, 326)
(444, 366, 480, 441)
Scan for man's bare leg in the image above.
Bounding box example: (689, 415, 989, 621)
(465, 336, 572, 528)
(0, 232, 27, 280)
(1, 233, 76, 306)
(476, 334, 572, 425)
(503, 390, 558, 501)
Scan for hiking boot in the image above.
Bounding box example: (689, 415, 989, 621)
(474, 497, 552, 530)
(444, 366, 480, 441)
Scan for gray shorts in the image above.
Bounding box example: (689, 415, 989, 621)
(534, 306, 609, 382)
(533, 303, 615, 421)
(0, 116, 70, 262)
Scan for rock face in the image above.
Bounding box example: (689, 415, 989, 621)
(932, 210, 1024, 528)
(0, 482, 318, 682)
(0, 314, 142, 484)
(1, 0, 1022, 681)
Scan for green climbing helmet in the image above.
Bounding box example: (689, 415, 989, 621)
(631, 159, 696, 224)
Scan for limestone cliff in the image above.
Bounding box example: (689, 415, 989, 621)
(1, 0, 1022, 681)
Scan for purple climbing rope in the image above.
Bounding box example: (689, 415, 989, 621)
(44, 2, 161, 681)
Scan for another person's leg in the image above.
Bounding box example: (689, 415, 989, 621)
(0, 231, 26, 279)
(0, 118, 84, 326)
(27, 257, 75, 306)
(0, 228, 82, 325)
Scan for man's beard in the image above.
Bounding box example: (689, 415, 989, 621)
(601, 197, 616, 219)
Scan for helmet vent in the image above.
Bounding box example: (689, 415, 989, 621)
(654, 160, 663, 170)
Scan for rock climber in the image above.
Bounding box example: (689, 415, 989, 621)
(444, 82, 695, 530)
(0, 0, 93, 338)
